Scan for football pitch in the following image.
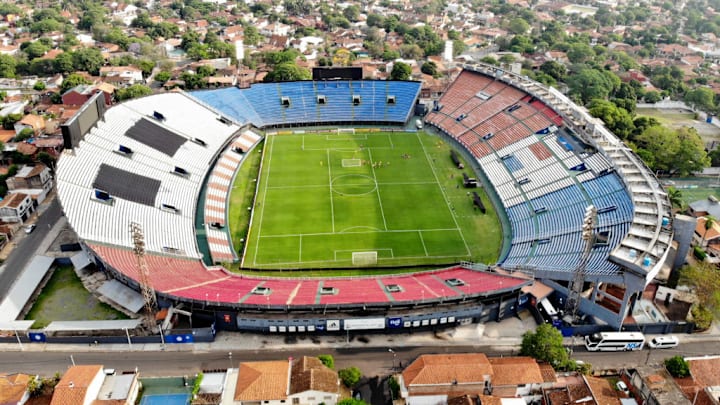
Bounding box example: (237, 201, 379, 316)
(239, 131, 501, 269)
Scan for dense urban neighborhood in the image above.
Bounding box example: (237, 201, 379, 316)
(3, 0, 720, 405)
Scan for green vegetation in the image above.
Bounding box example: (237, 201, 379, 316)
(338, 367, 362, 388)
(665, 356, 690, 377)
(681, 261, 720, 329)
(115, 84, 153, 101)
(520, 324, 570, 370)
(24, 266, 128, 328)
(318, 354, 335, 369)
(235, 132, 501, 270)
(192, 372, 204, 397)
(228, 140, 264, 263)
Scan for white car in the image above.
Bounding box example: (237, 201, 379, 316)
(24, 224, 36, 234)
(648, 335, 679, 349)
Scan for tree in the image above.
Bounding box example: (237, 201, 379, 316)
(567, 43, 595, 64)
(338, 367, 362, 388)
(540, 61, 566, 81)
(667, 187, 683, 210)
(343, 5, 360, 22)
(644, 90, 662, 103)
(421, 61, 438, 77)
(508, 18, 530, 35)
(588, 99, 635, 139)
(72, 47, 105, 75)
(155, 71, 171, 83)
(318, 354, 334, 369)
(54, 52, 74, 74)
(680, 261, 720, 324)
(567, 68, 620, 105)
(634, 126, 674, 174)
(33, 81, 46, 91)
(685, 87, 716, 114)
(23, 41, 50, 59)
(520, 324, 570, 369)
(0, 54, 17, 78)
(263, 62, 311, 82)
(390, 62, 412, 80)
(61, 73, 90, 93)
(665, 356, 690, 377)
(116, 84, 153, 101)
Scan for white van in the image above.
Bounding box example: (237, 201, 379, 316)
(415, 119, 423, 129)
(648, 335, 679, 349)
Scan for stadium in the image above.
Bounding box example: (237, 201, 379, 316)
(55, 64, 672, 333)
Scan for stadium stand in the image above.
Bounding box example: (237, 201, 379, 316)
(204, 129, 263, 263)
(86, 243, 528, 307)
(192, 80, 421, 128)
(426, 64, 672, 327)
(57, 93, 243, 258)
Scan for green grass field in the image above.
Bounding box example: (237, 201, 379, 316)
(233, 131, 501, 269)
(25, 266, 128, 328)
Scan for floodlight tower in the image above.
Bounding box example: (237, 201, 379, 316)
(565, 205, 597, 324)
(130, 222, 158, 317)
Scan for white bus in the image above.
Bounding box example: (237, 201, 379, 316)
(584, 332, 645, 351)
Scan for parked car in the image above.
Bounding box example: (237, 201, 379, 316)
(24, 224, 36, 234)
(648, 335, 679, 349)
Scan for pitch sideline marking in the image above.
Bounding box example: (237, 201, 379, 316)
(415, 132, 473, 257)
(252, 134, 275, 266)
(327, 149, 335, 233)
(259, 228, 461, 238)
(367, 148, 388, 231)
(418, 231, 429, 256)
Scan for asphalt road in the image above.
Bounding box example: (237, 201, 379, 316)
(0, 199, 62, 300)
(1, 341, 719, 377)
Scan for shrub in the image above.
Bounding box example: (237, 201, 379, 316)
(192, 372, 204, 397)
(691, 304, 713, 331)
(694, 246, 707, 260)
(388, 376, 400, 399)
(338, 367, 362, 388)
(318, 354, 334, 369)
(665, 355, 690, 377)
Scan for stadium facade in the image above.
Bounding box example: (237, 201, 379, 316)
(55, 68, 671, 333)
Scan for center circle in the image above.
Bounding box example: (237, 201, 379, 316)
(331, 174, 377, 196)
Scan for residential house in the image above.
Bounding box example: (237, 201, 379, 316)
(51, 365, 140, 405)
(111, 2, 139, 26)
(0, 373, 33, 405)
(62, 85, 112, 106)
(487, 357, 548, 400)
(623, 366, 692, 405)
(399, 354, 494, 405)
(688, 196, 720, 218)
(0, 192, 34, 223)
(7, 164, 53, 204)
(13, 114, 45, 136)
(99, 66, 144, 86)
(94, 370, 141, 404)
(676, 355, 720, 405)
(32, 136, 64, 156)
(232, 357, 339, 405)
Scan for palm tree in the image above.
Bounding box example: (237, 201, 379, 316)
(701, 215, 716, 248)
(668, 187, 683, 210)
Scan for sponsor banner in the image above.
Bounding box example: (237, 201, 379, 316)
(326, 320, 341, 331)
(343, 318, 385, 331)
(387, 317, 403, 328)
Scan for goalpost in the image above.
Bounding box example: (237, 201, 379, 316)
(336, 128, 356, 135)
(352, 251, 378, 266)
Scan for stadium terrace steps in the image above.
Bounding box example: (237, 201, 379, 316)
(87, 243, 529, 306)
(192, 81, 421, 128)
(427, 69, 635, 276)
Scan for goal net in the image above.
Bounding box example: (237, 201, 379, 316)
(336, 128, 356, 134)
(342, 159, 362, 167)
(352, 251, 378, 266)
